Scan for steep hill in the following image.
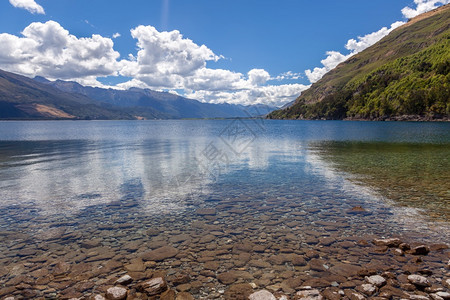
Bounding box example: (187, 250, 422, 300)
(269, 5, 450, 120)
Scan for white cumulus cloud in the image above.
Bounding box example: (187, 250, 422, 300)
(304, 0, 448, 84)
(123, 25, 221, 78)
(401, 0, 450, 18)
(117, 25, 306, 106)
(273, 71, 303, 81)
(248, 69, 271, 85)
(305, 21, 405, 83)
(345, 21, 404, 53)
(0, 21, 330, 106)
(305, 51, 351, 83)
(9, 0, 45, 14)
(0, 21, 121, 85)
(184, 83, 310, 107)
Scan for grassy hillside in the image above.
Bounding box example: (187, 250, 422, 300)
(269, 5, 450, 120)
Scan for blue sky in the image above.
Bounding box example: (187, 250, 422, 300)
(0, 0, 448, 106)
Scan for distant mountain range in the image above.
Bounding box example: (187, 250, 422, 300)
(0, 69, 276, 120)
(269, 4, 450, 121)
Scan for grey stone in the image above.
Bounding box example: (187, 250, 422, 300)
(116, 275, 133, 285)
(366, 275, 386, 287)
(106, 286, 127, 300)
(408, 274, 431, 287)
(357, 284, 376, 296)
(248, 290, 277, 300)
(295, 288, 324, 299)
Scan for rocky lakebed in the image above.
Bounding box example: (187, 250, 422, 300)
(0, 191, 449, 300)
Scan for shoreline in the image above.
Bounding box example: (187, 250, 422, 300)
(267, 115, 450, 122)
(1, 115, 450, 122)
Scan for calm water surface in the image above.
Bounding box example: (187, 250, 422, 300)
(0, 120, 449, 298)
(0, 120, 448, 225)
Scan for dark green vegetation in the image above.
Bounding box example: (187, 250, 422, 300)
(311, 141, 450, 221)
(269, 5, 450, 120)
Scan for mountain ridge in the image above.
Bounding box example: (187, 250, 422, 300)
(0, 69, 276, 120)
(268, 4, 450, 121)
(0, 69, 140, 120)
(39, 78, 276, 119)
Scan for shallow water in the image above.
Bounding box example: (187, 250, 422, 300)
(0, 120, 449, 298)
(310, 141, 450, 222)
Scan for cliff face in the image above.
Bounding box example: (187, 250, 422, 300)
(269, 5, 450, 120)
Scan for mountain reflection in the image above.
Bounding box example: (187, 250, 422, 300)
(0, 136, 302, 217)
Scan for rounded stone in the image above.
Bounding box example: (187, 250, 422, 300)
(249, 290, 276, 300)
(116, 275, 133, 285)
(366, 275, 386, 287)
(408, 274, 431, 287)
(106, 286, 127, 300)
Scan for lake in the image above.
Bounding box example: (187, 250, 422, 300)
(0, 120, 449, 298)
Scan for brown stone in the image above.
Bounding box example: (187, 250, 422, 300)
(308, 258, 327, 272)
(217, 271, 239, 284)
(142, 246, 179, 261)
(124, 258, 146, 272)
(378, 285, 409, 298)
(329, 263, 362, 277)
(322, 288, 341, 300)
(268, 254, 288, 265)
(0, 286, 15, 297)
(249, 260, 271, 268)
(169, 234, 191, 243)
(176, 283, 191, 292)
(303, 278, 331, 288)
(319, 237, 335, 246)
(291, 254, 307, 266)
(160, 289, 176, 300)
(30, 268, 49, 278)
(146, 228, 161, 236)
(357, 268, 377, 277)
(429, 243, 449, 251)
(224, 283, 253, 300)
(373, 238, 402, 248)
(53, 261, 71, 276)
(336, 241, 356, 249)
(196, 208, 216, 215)
(176, 291, 195, 300)
(282, 277, 304, 289)
(168, 273, 191, 285)
(39, 227, 66, 241)
(343, 289, 365, 300)
(137, 277, 168, 296)
(409, 245, 430, 255)
(80, 238, 102, 249)
(204, 261, 220, 271)
(233, 242, 254, 253)
(253, 245, 266, 252)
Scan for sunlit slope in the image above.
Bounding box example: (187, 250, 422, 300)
(269, 5, 450, 120)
